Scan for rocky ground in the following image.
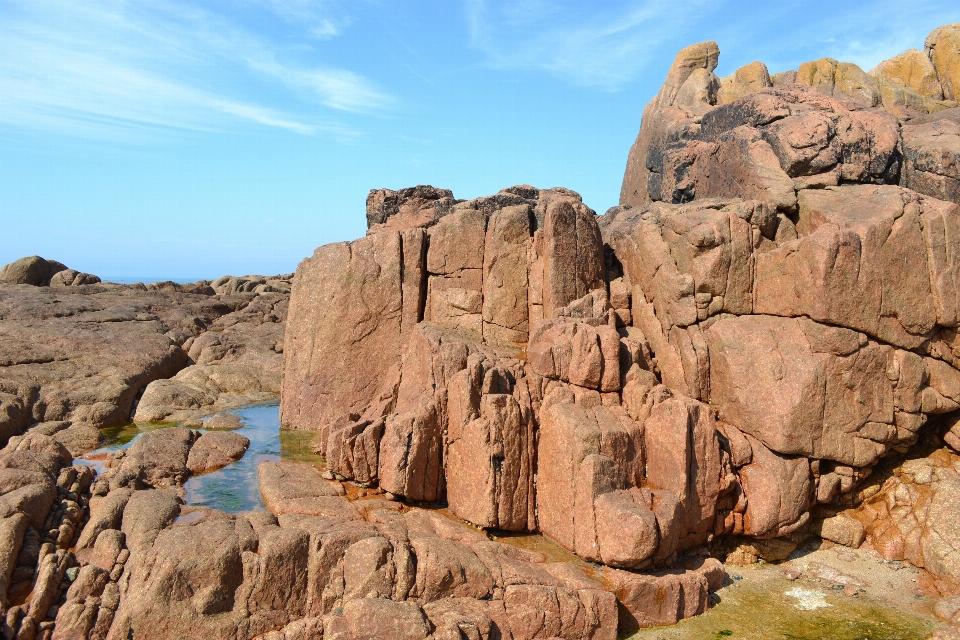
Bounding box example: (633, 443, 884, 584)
(2, 20, 960, 640)
(0, 260, 291, 457)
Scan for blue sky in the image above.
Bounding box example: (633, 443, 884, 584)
(2, 0, 959, 280)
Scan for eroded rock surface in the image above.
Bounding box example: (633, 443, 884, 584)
(273, 20, 960, 638)
(0, 274, 289, 454)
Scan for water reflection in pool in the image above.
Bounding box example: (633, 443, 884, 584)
(84, 402, 324, 513)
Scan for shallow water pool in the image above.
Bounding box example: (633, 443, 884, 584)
(83, 401, 324, 512)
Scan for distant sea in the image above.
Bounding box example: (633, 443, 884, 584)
(100, 276, 210, 285)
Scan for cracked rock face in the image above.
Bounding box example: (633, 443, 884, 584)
(272, 21, 960, 637)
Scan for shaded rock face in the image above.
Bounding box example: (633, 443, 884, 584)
(0, 278, 288, 452)
(0, 433, 98, 637)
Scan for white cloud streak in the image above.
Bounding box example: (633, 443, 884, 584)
(0, 0, 392, 141)
(251, 0, 351, 38)
(465, 0, 712, 90)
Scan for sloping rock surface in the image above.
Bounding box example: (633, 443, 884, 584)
(0, 277, 288, 454)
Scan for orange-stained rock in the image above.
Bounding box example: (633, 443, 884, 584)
(605, 563, 711, 629)
(797, 58, 880, 106)
(927, 24, 960, 102)
(872, 48, 944, 99)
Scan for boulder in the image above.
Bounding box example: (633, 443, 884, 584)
(445, 359, 536, 531)
(186, 431, 250, 474)
(202, 412, 243, 430)
(871, 48, 944, 99)
(257, 461, 358, 520)
(323, 598, 430, 640)
(49, 269, 101, 287)
(0, 256, 68, 286)
(365, 185, 455, 230)
(280, 230, 415, 430)
(115, 427, 195, 487)
(754, 185, 959, 349)
(604, 564, 710, 629)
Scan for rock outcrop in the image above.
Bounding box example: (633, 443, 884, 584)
(273, 21, 960, 637)
(0, 275, 288, 455)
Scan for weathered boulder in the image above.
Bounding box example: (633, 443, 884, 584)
(186, 431, 250, 474)
(872, 48, 944, 99)
(445, 356, 537, 531)
(0, 256, 69, 286)
(280, 229, 420, 430)
(257, 461, 355, 519)
(115, 427, 196, 487)
(49, 269, 101, 287)
(365, 185, 455, 230)
(620, 41, 720, 207)
(754, 185, 959, 349)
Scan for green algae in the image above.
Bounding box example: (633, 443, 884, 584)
(278, 427, 325, 466)
(98, 420, 180, 448)
(622, 565, 939, 640)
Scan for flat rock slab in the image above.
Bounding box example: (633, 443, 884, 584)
(186, 431, 250, 474)
(258, 461, 358, 519)
(201, 413, 243, 430)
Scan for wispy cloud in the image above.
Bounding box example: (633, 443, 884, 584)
(465, 0, 712, 90)
(0, 0, 392, 141)
(244, 54, 395, 113)
(252, 0, 350, 39)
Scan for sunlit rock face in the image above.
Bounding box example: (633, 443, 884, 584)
(21, 22, 960, 640)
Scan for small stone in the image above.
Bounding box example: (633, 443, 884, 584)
(321, 470, 334, 480)
(782, 569, 802, 580)
(65, 566, 79, 582)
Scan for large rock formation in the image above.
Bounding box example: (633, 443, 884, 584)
(274, 21, 960, 637)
